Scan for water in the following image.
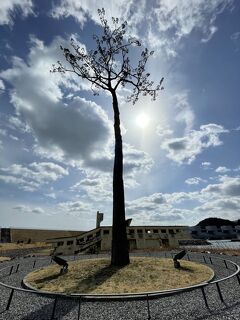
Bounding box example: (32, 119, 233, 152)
(184, 240, 240, 250)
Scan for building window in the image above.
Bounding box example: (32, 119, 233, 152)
(207, 231, 214, 235)
(176, 229, 180, 233)
(57, 241, 64, 247)
(103, 229, 110, 235)
(67, 240, 73, 245)
(137, 229, 143, 233)
(161, 229, 166, 233)
(129, 229, 135, 234)
(153, 229, 158, 233)
(169, 229, 175, 234)
(145, 229, 152, 234)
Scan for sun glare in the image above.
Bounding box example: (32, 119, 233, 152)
(136, 113, 150, 129)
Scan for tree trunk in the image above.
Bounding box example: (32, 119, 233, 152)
(111, 90, 130, 266)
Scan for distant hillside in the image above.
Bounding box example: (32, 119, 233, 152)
(197, 218, 240, 227)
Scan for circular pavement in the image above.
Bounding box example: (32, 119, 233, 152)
(0, 252, 240, 319)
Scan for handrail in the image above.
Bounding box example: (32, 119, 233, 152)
(0, 253, 239, 301)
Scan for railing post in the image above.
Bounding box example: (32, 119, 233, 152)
(216, 282, 224, 302)
(78, 297, 82, 320)
(15, 263, 20, 273)
(9, 266, 14, 276)
(209, 257, 213, 264)
(50, 297, 58, 320)
(6, 289, 14, 310)
(200, 287, 209, 309)
(33, 260, 36, 268)
(223, 260, 228, 269)
(236, 274, 240, 286)
(187, 254, 190, 261)
(146, 294, 151, 320)
(203, 255, 207, 264)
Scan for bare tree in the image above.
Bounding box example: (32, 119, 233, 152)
(51, 8, 164, 266)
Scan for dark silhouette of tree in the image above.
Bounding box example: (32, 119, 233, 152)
(51, 9, 164, 266)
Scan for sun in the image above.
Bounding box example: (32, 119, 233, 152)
(136, 113, 150, 129)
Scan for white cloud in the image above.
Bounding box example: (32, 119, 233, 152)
(202, 161, 211, 168)
(58, 200, 94, 218)
(201, 25, 218, 43)
(165, 191, 199, 204)
(161, 124, 228, 164)
(50, 0, 233, 59)
(231, 31, 240, 41)
(0, 129, 7, 136)
(215, 166, 231, 173)
(0, 79, 5, 92)
(0, 0, 34, 25)
(197, 198, 240, 213)
(51, 0, 145, 35)
(152, 0, 233, 41)
(0, 162, 68, 192)
(9, 134, 19, 141)
(71, 176, 112, 202)
(185, 177, 206, 185)
(125, 192, 189, 225)
(173, 92, 195, 133)
(202, 176, 240, 197)
(13, 205, 44, 214)
(70, 143, 154, 203)
(1, 35, 113, 169)
(124, 175, 240, 225)
(45, 192, 56, 199)
(143, 0, 234, 58)
(127, 193, 166, 212)
(156, 91, 195, 139)
(8, 116, 30, 133)
(156, 125, 173, 138)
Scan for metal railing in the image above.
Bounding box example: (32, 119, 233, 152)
(0, 252, 239, 319)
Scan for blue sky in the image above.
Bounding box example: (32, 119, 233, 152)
(0, 0, 240, 230)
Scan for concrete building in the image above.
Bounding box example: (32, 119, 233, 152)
(0, 228, 83, 243)
(47, 224, 191, 255)
(190, 225, 240, 240)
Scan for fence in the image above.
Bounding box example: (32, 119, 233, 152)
(0, 252, 239, 319)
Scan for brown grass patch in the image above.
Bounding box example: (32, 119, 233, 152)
(25, 257, 213, 294)
(0, 242, 51, 251)
(0, 256, 11, 262)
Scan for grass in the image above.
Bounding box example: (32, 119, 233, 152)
(0, 256, 11, 262)
(0, 242, 51, 251)
(25, 257, 213, 294)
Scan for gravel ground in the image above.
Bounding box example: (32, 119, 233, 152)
(0, 252, 240, 320)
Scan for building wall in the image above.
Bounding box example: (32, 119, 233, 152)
(0, 228, 83, 243)
(49, 225, 191, 255)
(190, 225, 240, 240)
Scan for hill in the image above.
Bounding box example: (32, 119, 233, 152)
(196, 218, 240, 227)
